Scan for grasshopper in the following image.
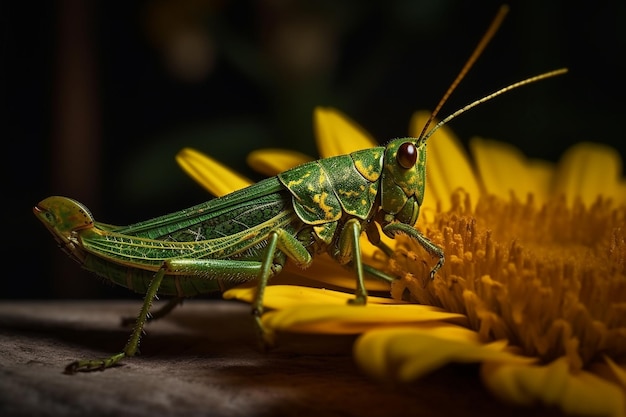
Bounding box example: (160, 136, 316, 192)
(34, 6, 566, 373)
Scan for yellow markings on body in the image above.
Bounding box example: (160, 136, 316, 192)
(286, 179, 304, 188)
(354, 160, 380, 182)
(338, 188, 360, 198)
(313, 192, 337, 220)
(243, 231, 259, 241)
(285, 171, 310, 188)
(318, 171, 327, 186)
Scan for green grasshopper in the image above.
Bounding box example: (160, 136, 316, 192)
(34, 6, 566, 374)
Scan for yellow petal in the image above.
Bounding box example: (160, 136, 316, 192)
(314, 107, 378, 158)
(262, 303, 466, 335)
(409, 111, 481, 217)
(224, 285, 399, 310)
(282, 252, 392, 292)
(469, 137, 539, 202)
(218, 251, 391, 294)
(525, 159, 556, 206)
(553, 142, 624, 208)
(176, 147, 252, 197)
(355, 326, 534, 383)
(246, 148, 313, 177)
(481, 357, 626, 417)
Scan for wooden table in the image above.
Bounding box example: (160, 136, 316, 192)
(0, 299, 558, 417)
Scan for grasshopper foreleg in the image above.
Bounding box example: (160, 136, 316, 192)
(383, 222, 445, 281)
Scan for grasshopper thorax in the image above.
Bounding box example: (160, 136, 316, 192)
(379, 138, 426, 228)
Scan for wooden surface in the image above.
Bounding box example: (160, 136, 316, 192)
(0, 299, 560, 417)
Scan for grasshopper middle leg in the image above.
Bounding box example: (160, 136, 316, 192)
(251, 228, 313, 346)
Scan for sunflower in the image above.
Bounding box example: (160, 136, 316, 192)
(176, 106, 626, 417)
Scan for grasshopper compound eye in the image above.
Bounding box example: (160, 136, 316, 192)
(397, 142, 418, 169)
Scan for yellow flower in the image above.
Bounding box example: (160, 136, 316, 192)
(176, 106, 626, 417)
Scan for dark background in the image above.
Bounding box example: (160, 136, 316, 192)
(4, 0, 625, 299)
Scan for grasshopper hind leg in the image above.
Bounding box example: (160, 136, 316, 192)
(65, 263, 168, 373)
(120, 296, 184, 327)
(65, 227, 314, 372)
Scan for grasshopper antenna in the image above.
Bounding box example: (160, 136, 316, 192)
(416, 4, 510, 143)
(418, 68, 568, 144)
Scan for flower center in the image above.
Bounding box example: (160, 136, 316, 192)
(391, 190, 626, 370)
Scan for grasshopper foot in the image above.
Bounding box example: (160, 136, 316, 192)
(64, 352, 126, 374)
(347, 293, 367, 306)
(422, 256, 445, 288)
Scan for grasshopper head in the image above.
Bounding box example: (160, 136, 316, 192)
(379, 138, 426, 227)
(34, 196, 95, 262)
